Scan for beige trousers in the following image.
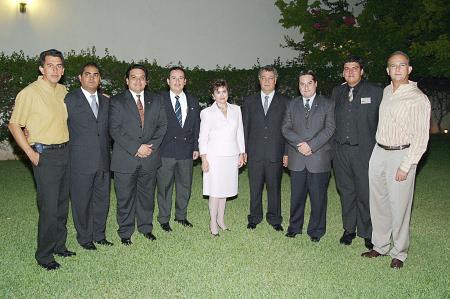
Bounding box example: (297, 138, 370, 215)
(368, 144, 417, 261)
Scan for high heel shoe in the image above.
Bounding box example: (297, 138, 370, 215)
(218, 224, 230, 231)
(211, 232, 220, 237)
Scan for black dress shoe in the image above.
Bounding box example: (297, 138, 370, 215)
(142, 232, 156, 241)
(81, 242, 97, 250)
(272, 224, 284, 232)
(247, 223, 257, 230)
(175, 219, 193, 227)
(55, 250, 76, 257)
(95, 239, 114, 246)
(390, 258, 404, 269)
(310, 236, 320, 242)
(161, 222, 173, 232)
(38, 260, 61, 271)
(364, 238, 374, 250)
(121, 238, 132, 246)
(285, 231, 298, 238)
(339, 231, 356, 245)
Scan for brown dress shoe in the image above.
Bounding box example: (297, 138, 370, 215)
(361, 249, 383, 258)
(390, 258, 404, 269)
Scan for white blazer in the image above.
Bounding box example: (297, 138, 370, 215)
(199, 102, 245, 157)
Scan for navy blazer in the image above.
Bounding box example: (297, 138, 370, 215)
(242, 92, 290, 162)
(282, 95, 335, 173)
(65, 88, 110, 174)
(109, 90, 167, 173)
(159, 91, 200, 160)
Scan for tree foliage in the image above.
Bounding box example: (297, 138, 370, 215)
(275, 0, 450, 82)
(275, 0, 450, 130)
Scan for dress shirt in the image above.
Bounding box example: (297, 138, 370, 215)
(170, 90, 187, 126)
(261, 90, 275, 110)
(81, 87, 98, 106)
(303, 94, 316, 107)
(376, 81, 430, 172)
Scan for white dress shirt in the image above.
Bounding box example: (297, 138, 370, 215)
(170, 90, 188, 126)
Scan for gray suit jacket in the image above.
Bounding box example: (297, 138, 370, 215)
(109, 90, 167, 173)
(282, 95, 335, 173)
(65, 88, 110, 174)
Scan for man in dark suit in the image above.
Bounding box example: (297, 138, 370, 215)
(156, 66, 200, 232)
(243, 65, 290, 232)
(282, 71, 335, 242)
(332, 56, 382, 249)
(109, 64, 167, 245)
(65, 62, 113, 250)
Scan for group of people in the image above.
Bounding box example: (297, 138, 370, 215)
(8, 49, 430, 272)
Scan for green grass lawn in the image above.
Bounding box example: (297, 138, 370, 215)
(1, 135, 449, 298)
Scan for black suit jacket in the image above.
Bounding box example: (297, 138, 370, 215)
(243, 92, 290, 162)
(282, 95, 335, 173)
(65, 88, 110, 174)
(159, 91, 200, 160)
(109, 90, 167, 173)
(331, 80, 382, 162)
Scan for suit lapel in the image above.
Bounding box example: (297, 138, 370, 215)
(184, 93, 196, 128)
(125, 90, 141, 124)
(76, 88, 97, 118)
(97, 93, 108, 121)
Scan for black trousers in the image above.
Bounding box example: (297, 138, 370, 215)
(32, 147, 70, 265)
(287, 169, 330, 238)
(247, 159, 283, 226)
(333, 143, 372, 238)
(114, 166, 157, 239)
(70, 170, 110, 245)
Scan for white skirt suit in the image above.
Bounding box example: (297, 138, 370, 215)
(199, 102, 245, 197)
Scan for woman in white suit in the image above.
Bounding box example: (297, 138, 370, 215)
(199, 79, 245, 236)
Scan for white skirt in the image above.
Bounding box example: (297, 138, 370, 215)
(203, 155, 239, 198)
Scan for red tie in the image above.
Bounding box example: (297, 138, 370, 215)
(136, 94, 144, 125)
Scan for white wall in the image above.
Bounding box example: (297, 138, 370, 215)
(0, 0, 302, 69)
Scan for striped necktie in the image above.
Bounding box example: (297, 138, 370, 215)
(175, 95, 182, 126)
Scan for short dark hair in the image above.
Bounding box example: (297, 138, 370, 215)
(79, 62, 101, 76)
(210, 79, 228, 95)
(126, 64, 148, 79)
(168, 66, 186, 78)
(343, 55, 364, 69)
(298, 70, 317, 82)
(258, 65, 278, 78)
(387, 51, 410, 65)
(39, 49, 64, 67)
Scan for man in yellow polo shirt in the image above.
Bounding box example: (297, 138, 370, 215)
(8, 49, 76, 271)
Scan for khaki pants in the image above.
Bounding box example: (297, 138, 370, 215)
(368, 144, 417, 261)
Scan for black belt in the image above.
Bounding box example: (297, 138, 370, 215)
(377, 143, 410, 150)
(33, 142, 67, 153)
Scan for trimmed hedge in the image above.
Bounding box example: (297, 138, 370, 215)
(0, 49, 307, 143)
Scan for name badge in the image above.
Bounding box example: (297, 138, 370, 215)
(361, 97, 371, 104)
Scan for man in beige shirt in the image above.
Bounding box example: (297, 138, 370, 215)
(9, 49, 75, 271)
(362, 51, 431, 269)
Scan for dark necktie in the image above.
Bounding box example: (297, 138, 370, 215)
(263, 95, 269, 115)
(304, 98, 311, 118)
(348, 87, 354, 102)
(136, 94, 144, 125)
(90, 94, 98, 118)
(175, 95, 182, 126)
